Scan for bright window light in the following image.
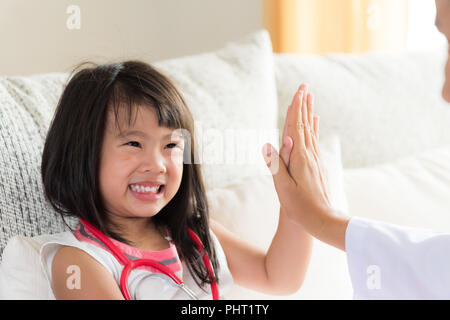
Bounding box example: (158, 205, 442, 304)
(407, 0, 447, 51)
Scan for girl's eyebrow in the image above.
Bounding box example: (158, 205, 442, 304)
(117, 130, 183, 140)
(117, 130, 148, 139)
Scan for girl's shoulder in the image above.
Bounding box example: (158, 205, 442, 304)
(51, 244, 123, 299)
(39, 230, 123, 296)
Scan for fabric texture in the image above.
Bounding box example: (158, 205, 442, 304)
(346, 216, 450, 299)
(0, 73, 77, 262)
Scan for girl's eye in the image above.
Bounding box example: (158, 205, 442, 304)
(125, 141, 141, 148)
(165, 143, 179, 149)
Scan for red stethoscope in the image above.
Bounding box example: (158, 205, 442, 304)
(79, 218, 219, 300)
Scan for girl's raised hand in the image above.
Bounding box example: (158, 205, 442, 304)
(262, 84, 349, 251)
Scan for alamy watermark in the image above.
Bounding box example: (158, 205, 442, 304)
(66, 264, 81, 290)
(366, 4, 380, 30)
(366, 264, 381, 290)
(66, 5, 81, 30)
(170, 121, 280, 172)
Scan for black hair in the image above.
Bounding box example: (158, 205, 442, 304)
(41, 60, 219, 289)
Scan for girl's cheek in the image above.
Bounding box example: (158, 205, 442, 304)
(168, 149, 185, 166)
(168, 154, 184, 180)
(115, 149, 140, 165)
(173, 157, 184, 174)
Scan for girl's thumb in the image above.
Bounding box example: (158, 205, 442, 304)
(262, 143, 290, 184)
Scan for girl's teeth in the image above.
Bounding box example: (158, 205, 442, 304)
(131, 185, 159, 193)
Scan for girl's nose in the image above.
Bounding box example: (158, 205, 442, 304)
(140, 153, 167, 174)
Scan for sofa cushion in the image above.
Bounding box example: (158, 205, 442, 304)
(274, 50, 450, 169)
(344, 143, 450, 233)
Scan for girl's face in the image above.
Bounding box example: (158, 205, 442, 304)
(99, 105, 185, 223)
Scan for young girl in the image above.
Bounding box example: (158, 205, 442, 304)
(39, 60, 312, 299)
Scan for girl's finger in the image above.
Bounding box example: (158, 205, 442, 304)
(279, 135, 293, 168)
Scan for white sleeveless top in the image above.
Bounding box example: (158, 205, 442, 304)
(39, 222, 234, 300)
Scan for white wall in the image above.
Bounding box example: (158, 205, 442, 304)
(0, 0, 263, 76)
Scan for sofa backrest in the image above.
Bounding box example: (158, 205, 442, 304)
(0, 73, 79, 261)
(274, 49, 450, 169)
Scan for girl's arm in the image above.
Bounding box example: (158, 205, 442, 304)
(52, 246, 125, 300)
(210, 208, 313, 295)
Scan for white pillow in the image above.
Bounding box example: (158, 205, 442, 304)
(154, 29, 278, 190)
(344, 143, 450, 233)
(208, 135, 353, 299)
(0, 234, 57, 299)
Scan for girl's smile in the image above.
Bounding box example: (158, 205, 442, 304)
(128, 181, 165, 201)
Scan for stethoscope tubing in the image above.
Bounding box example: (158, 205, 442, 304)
(79, 218, 219, 300)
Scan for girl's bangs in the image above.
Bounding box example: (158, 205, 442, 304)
(108, 81, 185, 135)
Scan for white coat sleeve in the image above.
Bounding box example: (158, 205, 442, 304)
(345, 216, 450, 299)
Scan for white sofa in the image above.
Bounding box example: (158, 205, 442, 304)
(1, 29, 450, 300)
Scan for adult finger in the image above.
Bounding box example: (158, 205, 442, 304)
(313, 116, 319, 138)
(310, 116, 330, 204)
(282, 90, 298, 139)
(303, 91, 313, 150)
(307, 92, 314, 132)
(286, 89, 306, 150)
(311, 116, 320, 157)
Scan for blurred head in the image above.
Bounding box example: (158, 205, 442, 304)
(435, 0, 450, 101)
(41, 60, 220, 288)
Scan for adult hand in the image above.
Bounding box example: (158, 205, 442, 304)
(262, 84, 350, 251)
